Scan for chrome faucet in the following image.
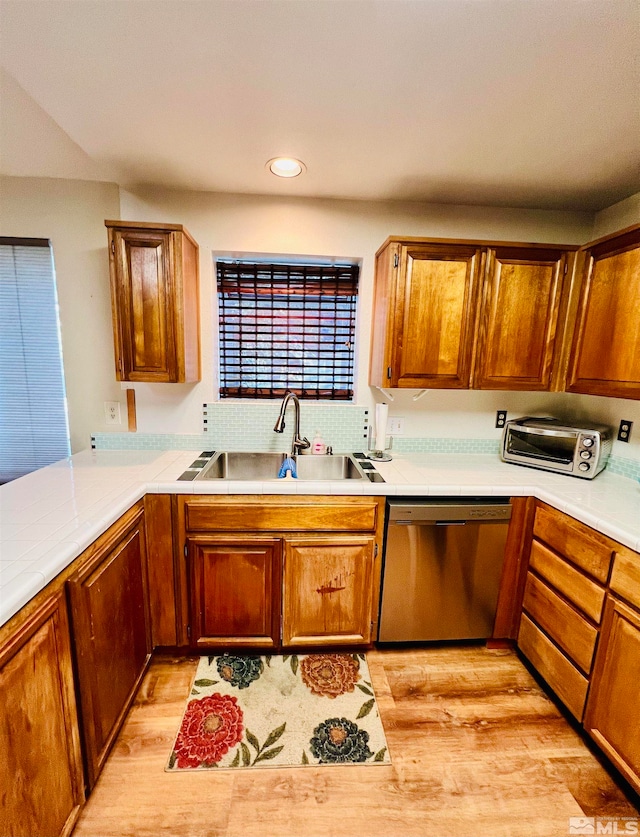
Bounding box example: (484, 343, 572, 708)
(273, 391, 310, 456)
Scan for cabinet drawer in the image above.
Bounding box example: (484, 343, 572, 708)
(610, 549, 640, 611)
(183, 498, 379, 533)
(529, 539, 606, 624)
(533, 504, 613, 583)
(523, 572, 598, 674)
(518, 613, 588, 721)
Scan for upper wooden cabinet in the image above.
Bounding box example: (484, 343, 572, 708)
(474, 247, 572, 391)
(105, 220, 200, 383)
(566, 224, 640, 400)
(370, 240, 483, 388)
(369, 237, 575, 391)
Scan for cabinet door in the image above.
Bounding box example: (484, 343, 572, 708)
(109, 228, 176, 382)
(391, 244, 483, 388)
(474, 247, 568, 390)
(566, 226, 640, 399)
(282, 536, 375, 647)
(583, 596, 640, 794)
(68, 514, 150, 789)
(0, 592, 84, 837)
(189, 537, 282, 649)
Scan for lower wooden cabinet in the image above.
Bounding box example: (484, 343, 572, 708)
(0, 590, 84, 837)
(188, 537, 282, 649)
(517, 501, 640, 792)
(584, 596, 640, 794)
(67, 502, 151, 789)
(282, 537, 375, 646)
(517, 502, 611, 721)
(177, 496, 384, 650)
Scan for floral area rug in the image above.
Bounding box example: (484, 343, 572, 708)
(166, 653, 391, 770)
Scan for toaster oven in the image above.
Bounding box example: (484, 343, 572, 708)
(501, 416, 613, 479)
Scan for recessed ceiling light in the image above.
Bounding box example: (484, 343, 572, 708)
(267, 157, 306, 178)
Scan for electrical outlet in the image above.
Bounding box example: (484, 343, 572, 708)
(618, 419, 633, 442)
(387, 416, 405, 435)
(104, 401, 121, 425)
(496, 410, 507, 429)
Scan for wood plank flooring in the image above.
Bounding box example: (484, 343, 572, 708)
(73, 647, 638, 837)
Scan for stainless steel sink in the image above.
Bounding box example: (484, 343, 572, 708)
(295, 455, 364, 481)
(195, 451, 367, 481)
(198, 451, 289, 481)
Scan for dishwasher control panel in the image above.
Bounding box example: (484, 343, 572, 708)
(387, 498, 512, 523)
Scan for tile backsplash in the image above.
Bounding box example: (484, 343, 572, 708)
(202, 402, 369, 452)
(89, 400, 640, 483)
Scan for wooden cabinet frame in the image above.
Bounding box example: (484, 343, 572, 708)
(282, 536, 376, 646)
(175, 496, 385, 651)
(0, 591, 84, 837)
(106, 220, 200, 383)
(474, 247, 574, 391)
(566, 224, 640, 399)
(369, 236, 578, 393)
(67, 502, 151, 789)
(188, 535, 282, 649)
(584, 595, 640, 794)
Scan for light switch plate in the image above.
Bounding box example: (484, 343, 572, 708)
(388, 416, 405, 435)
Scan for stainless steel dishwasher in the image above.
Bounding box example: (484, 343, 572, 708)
(378, 498, 512, 642)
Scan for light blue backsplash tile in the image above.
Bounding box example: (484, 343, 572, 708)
(90, 410, 640, 484)
(91, 433, 212, 451)
(392, 437, 501, 455)
(608, 454, 640, 482)
(202, 403, 369, 452)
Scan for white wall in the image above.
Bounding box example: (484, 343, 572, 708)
(0, 69, 111, 182)
(591, 191, 640, 239)
(119, 186, 625, 449)
(0, 176, 122, 453)
(2, 176, 637, 460)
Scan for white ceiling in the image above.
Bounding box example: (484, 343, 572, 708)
(1, 0, 639, 211)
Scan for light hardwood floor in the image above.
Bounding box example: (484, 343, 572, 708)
(74, 647, 638, 837)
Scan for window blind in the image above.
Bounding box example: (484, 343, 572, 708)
(0, 239, 71, 483)
(217, 260, 359, 399)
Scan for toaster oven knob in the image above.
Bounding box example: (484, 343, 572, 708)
(579, 462, 590, 471)
(580, 450, 592, 460)
(582, 437, 594, 447)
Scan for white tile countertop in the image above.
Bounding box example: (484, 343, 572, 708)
(1, 448, 640, 630)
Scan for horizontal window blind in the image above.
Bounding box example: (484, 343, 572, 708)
(217, 261, 359, 399)
(0, 239, 71, 483)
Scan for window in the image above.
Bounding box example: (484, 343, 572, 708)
(0, 238, 71, 483)
(217, 259, 359, 400)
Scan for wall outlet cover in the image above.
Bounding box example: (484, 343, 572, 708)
(104, 401, 122, 425)
(617, 419, 633, 442)
(496, 410, 507, 428)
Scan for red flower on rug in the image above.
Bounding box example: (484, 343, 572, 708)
(173, 693, 244, 768)
(300, 654, 360, 698)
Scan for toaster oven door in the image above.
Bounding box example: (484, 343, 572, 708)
(505, 427, 576, 469)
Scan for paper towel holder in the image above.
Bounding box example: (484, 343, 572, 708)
(365, 425, 393, 461)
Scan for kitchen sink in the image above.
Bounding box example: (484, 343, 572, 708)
(195, 451, 368, 481)
(295, 455, 365, 481)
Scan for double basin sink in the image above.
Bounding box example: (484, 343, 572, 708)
(194, 451, 382, 482)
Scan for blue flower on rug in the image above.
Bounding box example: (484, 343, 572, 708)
(216, 655, 264, 689)
(310, 717, 373, 763)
